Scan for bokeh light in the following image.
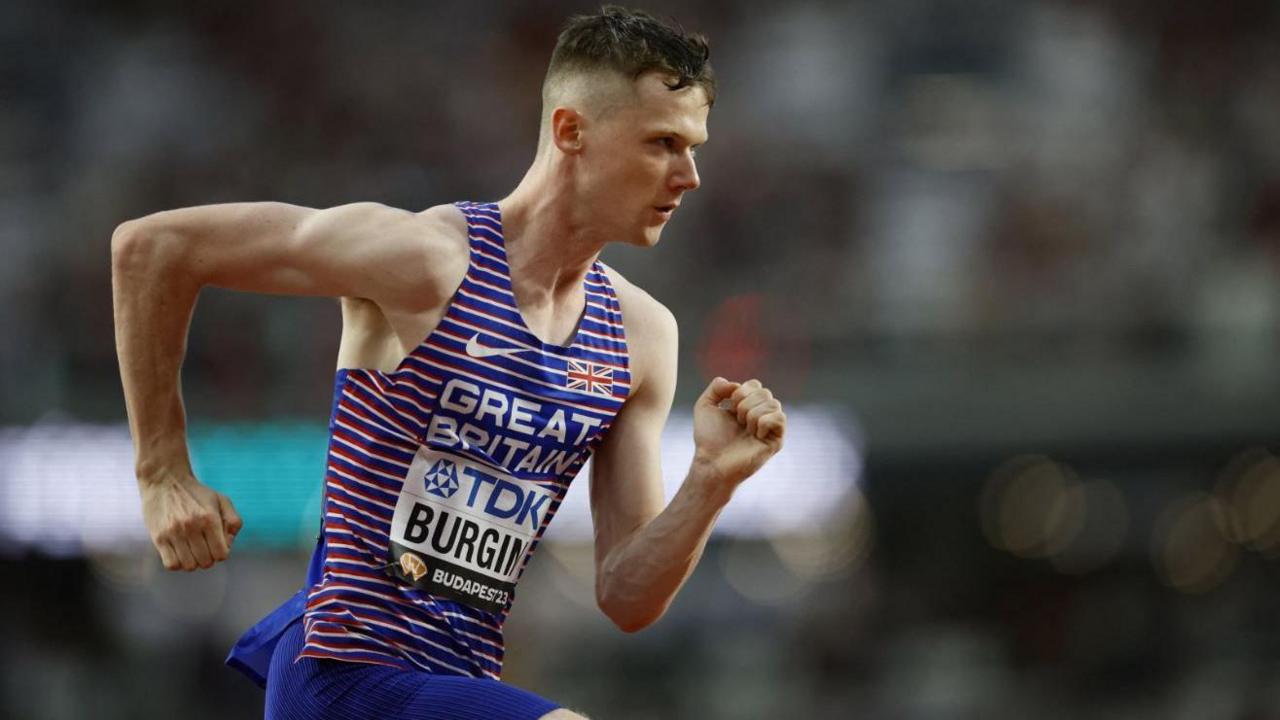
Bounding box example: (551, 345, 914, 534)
(982, 456, 1129, 575)
(1151, 493, 1239, 595)
(981, 455, 1083, 559)
(770, 488, 874, 581)
(1213, 448, 1280, 555)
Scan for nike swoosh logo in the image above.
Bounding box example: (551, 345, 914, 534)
(465, 334, 533, 359)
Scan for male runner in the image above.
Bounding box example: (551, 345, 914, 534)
(112, 7, 785, 719)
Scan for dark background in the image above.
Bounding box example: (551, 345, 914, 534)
(4, 0, 1280, 717)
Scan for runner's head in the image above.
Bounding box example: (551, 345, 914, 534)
(538, 6, 714, 247)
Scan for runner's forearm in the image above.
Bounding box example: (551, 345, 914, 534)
(111, 220, 200, 485)
(595, 454, 733, 631)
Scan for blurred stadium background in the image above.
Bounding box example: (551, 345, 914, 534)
(4, 0, 1280, 717)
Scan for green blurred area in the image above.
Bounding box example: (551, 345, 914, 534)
(189, 423, 327, 549)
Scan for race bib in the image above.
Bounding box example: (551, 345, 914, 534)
(388, 446, 554, 613)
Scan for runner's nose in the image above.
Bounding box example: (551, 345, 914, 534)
(671, 152, 700, 192)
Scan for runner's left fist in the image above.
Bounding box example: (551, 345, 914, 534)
(693, 377, 786, 485)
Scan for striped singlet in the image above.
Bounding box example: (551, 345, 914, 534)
(227, 201, 631, 683)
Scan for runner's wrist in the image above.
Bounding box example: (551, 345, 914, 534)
(134, 446, 195, 488)
(688, 452, 737, 505)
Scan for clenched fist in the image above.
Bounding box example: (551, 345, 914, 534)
(693, 377, 786, 485)
(140, 474, 243, 571)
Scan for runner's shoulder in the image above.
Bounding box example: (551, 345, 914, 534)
(363, 202, 469, 258)
(413, 203, 470, 250)
(336, 202, 469, 310)
(599, 264, 678, 361)
(311, 201, 468, 260)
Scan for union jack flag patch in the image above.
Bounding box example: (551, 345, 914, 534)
(565, 359, 614, 397)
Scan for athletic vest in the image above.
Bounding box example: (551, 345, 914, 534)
(227, 201, 631, 683)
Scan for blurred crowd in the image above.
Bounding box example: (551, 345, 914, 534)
(5, 0, 1279, 422)
(4, 0, 1280, 718)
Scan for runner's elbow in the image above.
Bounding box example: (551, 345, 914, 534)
(597, 594, 665, 633)
(111, 219, 144, 263)
(112, 218, 188, 278)
(603, 607, 659, 634)
(614, 615, 659, 634)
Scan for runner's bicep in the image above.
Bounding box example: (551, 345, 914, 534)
(587, 313, 678, 568)
(588, 404, 667, 570)
(116, 201, 421, 301)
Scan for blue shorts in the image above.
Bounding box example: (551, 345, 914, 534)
(264, 621, 560, 720)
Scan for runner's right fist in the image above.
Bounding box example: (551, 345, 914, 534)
(139, 475, 243, 571)
(692, 377, 786, 486)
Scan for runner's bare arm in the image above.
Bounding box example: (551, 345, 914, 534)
(114, 202, 457, 300)
(589, 289, 786, 632)
(111, 202, 461, 571)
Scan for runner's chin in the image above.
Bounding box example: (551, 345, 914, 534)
(632, 216, 666, 247)
(633, 228, 663, 248)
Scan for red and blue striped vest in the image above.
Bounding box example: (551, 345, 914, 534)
(228, 201, 631, 683)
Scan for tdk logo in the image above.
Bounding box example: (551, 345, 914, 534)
(423, 459, 460, 499)
(461, 467, 550, 530)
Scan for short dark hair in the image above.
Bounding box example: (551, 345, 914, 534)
(545, 5, 716, 105)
